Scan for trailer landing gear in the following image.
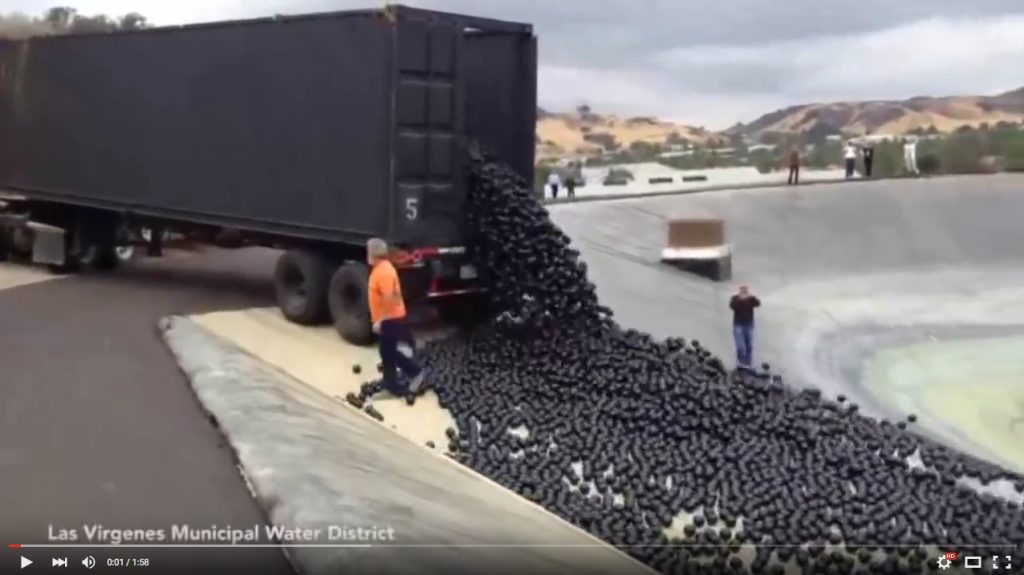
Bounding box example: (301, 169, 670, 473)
(76, 241, 120, 272)
(50, 222, 120, 274)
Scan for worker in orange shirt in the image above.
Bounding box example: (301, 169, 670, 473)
(366, 238, 425, 398)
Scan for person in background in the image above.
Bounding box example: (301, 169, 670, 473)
(903, 137, 919, 176)
(366, 238, 425, 400)
(729, 285, 761, 370)
(862, 143, 875, 178)
(843, 141, 858, 179)
(547, 170, 561, 199)
(566, 175, 577, 199)
(787, 145, 801, 185)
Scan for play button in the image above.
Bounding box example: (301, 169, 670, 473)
(20, 556, 32, 569)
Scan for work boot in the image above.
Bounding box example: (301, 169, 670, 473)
(408, 372, 426, 394)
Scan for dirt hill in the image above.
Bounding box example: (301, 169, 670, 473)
(536, 107, 725, 162)
(733, 87, 1024, 140)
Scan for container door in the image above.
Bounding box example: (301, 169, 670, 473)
(462, 30, 537, 186)
(391, 15, 463, 248)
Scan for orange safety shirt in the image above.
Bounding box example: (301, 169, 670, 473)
(367, 259, 407, 324)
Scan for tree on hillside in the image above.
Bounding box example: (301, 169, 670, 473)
(940, 133, 987, 174)
(1, 6, 151, 39)
(44, 6, 76, 30)
(805, 121, 841, 145)
(583, 132, 619, 152)
(628, 140, 662, 160)
(119, 13, 148, 30)
(69, 14, 118, 33)
(804, 141, 841, 169)
(1004, 135, 1024, 172)
(753, 153, 775, 174)
(665, 132, 689, 147)
(0, 13, 52, 38)
(873, 141, 905, 177)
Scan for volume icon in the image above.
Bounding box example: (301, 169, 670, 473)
(82, 556, 96, 569)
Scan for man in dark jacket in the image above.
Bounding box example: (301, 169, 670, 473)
(787, 146, 800, 185)
(729, 285, 761, 369)
(862, 145, 875, 177)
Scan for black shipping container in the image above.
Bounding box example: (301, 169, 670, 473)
(0, 5, 536, 250)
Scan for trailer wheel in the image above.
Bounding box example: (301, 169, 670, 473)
(328, 262, 373, 345)
(274, 250, 332, 325)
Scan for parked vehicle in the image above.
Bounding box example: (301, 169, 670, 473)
(0, 5, 537, 343)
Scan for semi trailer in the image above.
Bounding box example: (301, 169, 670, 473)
(0, 5, 537, 344)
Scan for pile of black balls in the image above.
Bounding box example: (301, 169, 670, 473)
(406, 157, 1024, 574)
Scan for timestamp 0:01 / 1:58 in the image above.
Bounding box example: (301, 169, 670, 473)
(106, 557, 151, 568)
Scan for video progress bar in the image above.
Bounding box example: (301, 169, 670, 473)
(8, 543, 1020, 549)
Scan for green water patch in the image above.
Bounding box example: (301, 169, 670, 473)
(863, 335, 1024, 474)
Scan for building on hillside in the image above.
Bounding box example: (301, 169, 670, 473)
(666, 143, 693, 152)
(658, 150, 696, 159)
(854, 133, 944, 144)
(658, 146, 739, 160)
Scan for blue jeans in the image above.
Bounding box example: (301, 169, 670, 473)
(733, 323, 754, 367)
(378, 319, 422, 396)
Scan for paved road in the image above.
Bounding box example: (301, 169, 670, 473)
(0, 248, 294, 574)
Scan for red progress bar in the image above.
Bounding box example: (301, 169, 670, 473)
(8, 544, 21, 549)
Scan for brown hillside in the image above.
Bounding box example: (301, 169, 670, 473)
(536, 109, 724, 162)
(735, 89, 1024, 139)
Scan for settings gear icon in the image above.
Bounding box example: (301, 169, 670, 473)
(937, 556, 952, 570)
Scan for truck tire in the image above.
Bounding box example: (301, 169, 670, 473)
(274, 250, 332, 325)
(328, 262, 374, 345)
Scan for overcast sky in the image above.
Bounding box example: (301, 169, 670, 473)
(5, 0, 1024, 129)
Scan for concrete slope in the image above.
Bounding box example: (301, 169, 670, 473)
(550, 174, 1024, 473)
(162, 317, 654, 575)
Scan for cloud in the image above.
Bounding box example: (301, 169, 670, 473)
(541, 14, 1024, 128)
(4, 1, 1023, 127)
(538, 66, 786, 130)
